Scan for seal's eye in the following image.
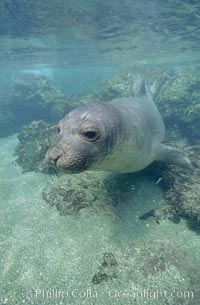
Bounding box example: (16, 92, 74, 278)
(56, 126, 61, 134)
(83, 131, 99, 142)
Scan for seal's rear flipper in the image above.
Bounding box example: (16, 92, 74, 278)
(132, 74, 165, 99)
(156, 144, 194, 170)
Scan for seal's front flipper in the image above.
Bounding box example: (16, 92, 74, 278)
(156, 144, 194, 170)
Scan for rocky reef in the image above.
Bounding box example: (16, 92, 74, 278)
(41, 140, 200, 231)
(7, 73, 71, 125)
(0, 73, 75, 138)
(139, 143, 200, 231)
(164, 144, 200, 230)
(93, 73, 133, 101)
(155, 68, 200, 142)
(5, 66, 199, 141)
(14, 120, 57, 172)
(42, 172, 119, 216)
(12, 67, 200, 231)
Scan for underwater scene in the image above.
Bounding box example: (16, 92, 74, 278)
(0, 0, 200, 304)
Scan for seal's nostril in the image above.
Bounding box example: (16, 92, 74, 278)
(49, 147, 63, 163)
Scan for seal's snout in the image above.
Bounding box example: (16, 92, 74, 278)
(46, 147, 63, 165)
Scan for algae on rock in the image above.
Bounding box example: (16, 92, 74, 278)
(42, 172, 120, 216)
(93, 73, 133, 101)
(14, 120, 57, 172)
(7, 73, 71, 125)
(155, 68, 200, 141)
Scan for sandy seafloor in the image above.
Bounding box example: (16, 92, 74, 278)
(0, 135, 200, 305)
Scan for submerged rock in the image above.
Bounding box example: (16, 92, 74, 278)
(92, 253, 118, 284)
(14, 120, 57, 172)
(43, 176, 95, 215)
(155, 68, 200, 142)
(142, 144, 200, 230)
(12, 68, 200, 230)
(41, 140, 200, 230)
(42, 172, 119, 216)
(93, 73, 133, 101)
(7, 73, 71, 125)
(164, 144, 200, 230)
(0, 73, 76, 138)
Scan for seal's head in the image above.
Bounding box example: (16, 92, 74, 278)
(45, 102, 123, 173)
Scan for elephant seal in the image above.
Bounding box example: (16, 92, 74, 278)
(45, 76, 192, 174)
